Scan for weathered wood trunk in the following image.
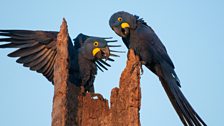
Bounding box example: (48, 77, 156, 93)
(52, 19, 141, 126)
(52, 19, 80, 126)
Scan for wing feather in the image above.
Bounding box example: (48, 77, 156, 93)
(24, 49, 51, 68)
(16, 48, 48, 64)
(8, 44, 45, 57)
(30, 50, 53, 71)
(0, 30, 61, 82)
(38, 52, 56, 75)
(43, 52, 56, 77)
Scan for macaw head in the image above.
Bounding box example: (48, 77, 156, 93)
(80, 37, 122, 61)
(109, 11, 137, 38)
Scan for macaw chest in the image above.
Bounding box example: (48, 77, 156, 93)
(129, 38, 154, 64)
(128, 38, 145, 54)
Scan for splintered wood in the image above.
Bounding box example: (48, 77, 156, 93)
(76, 49, 141, 126)
(52, 18, 79, 126)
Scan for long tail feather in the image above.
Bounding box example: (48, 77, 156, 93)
(152, 63, 206, 126)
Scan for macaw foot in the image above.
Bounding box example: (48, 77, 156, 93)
(89, 92, 104, 101)
(130, 61, 146, 75)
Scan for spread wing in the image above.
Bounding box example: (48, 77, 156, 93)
(0, 30, 59, 82)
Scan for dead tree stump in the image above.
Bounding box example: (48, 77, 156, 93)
(52, 18, 80, 126)
(52, 19, 141, 126)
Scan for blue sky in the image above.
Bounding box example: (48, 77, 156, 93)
(0, 0, 223, 126)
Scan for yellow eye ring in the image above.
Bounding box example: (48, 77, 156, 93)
(117, 17, 123, 22)
(93, 41, 99, 47)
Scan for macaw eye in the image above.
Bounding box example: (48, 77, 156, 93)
(117, 17, 123, 22)
(93, 41, 99, 47)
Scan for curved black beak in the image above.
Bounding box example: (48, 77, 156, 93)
(112, 26, 128, 38)
(94, 47, 110, 60)
(100, 47, 110, 60)
(112, 26, 122, 37)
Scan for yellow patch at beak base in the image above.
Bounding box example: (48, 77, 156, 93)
(92, 48, 101, 56)
(121, 22, 130, 28)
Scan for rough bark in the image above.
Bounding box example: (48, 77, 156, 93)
(52, 19, 141, 126)
(76, 49, 141, 126)
(52, 18, 80, 126)
(109, 50, 141, 126)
